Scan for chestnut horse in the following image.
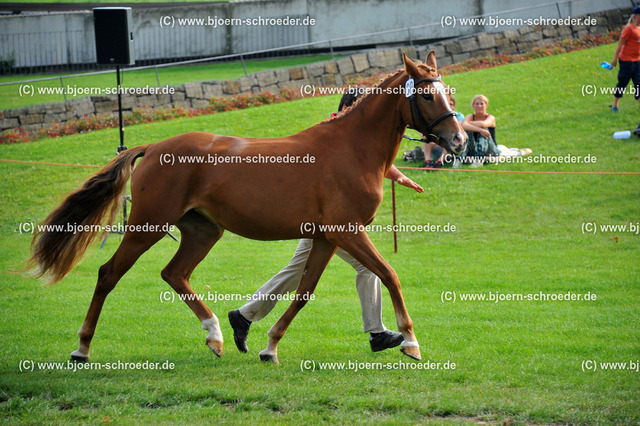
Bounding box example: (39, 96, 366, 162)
(28, 52, 466, 364)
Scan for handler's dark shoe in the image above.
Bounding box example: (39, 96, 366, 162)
(369, 330, 404, 352)
(228, 309, 251, 353)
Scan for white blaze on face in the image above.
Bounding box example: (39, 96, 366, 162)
(431, 81, 451, 111)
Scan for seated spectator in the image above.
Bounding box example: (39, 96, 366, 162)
(408, 94, 532, 168)
(459, 94, 500, 165)
(459, 94, 531, 166)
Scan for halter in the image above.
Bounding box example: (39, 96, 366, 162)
(407, 76, 457, 142)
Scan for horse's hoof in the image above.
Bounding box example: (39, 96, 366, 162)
(259, 350, 279, 364)
(206, 339, 223, 358)
(400, 346, 422, 361)
(70, 350, 89, 363)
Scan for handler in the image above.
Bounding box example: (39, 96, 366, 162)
(611, 6, 640, 112)
(229, 89, 424, 354)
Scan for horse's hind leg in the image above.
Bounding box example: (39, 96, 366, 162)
(160, 210, 225, 357)
(259, 239, 336, 364)
(71, 229, 167, 362)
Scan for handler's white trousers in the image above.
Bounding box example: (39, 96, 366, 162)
(239, 238, 387, 333)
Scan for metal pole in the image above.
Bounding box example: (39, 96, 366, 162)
(240, 54, 248, 77)
(101, 65, 130, 249)
(59, 76, 66, 102)
(116, 65, 127, 153)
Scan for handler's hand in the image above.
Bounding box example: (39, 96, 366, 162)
(396, 176, 424, 193)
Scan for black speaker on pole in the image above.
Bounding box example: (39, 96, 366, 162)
(93, 7, 135, 66)
(94, 7, 133, 247)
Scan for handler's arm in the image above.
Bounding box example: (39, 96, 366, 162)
(386, 165, 424, 193)
(612, 36, 627, 68)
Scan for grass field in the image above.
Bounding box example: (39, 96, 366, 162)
(0, 43, 639, 423)
(0, 55, 335, 110)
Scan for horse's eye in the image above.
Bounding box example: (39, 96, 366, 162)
(421, 94, 434, 102)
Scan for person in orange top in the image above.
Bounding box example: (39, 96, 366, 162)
(611, 6, 640, 112)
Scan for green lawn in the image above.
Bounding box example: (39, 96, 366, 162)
(0, 44, 638, 423)
(1, 55, 335, 110)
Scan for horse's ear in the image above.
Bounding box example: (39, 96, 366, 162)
(425, 50, 437, 70)
(402, 52, 420, 78)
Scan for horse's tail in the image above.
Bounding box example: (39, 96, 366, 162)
(27, 144, 150, 285)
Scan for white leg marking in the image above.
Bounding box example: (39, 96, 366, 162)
(201, 315, 223, 343)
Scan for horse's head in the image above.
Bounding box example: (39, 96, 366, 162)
(401, 52, 467, 155)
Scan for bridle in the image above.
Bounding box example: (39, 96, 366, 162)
(407, 76, 458, 142)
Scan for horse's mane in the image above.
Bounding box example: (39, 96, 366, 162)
(322, 61, 437, 124)
(322, 68, 404, 124)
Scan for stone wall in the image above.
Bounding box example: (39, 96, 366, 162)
(0, 8, 626, 134)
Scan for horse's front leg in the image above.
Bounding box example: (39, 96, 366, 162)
(334, 231, 421, 361)
(259, 239, 337, 364)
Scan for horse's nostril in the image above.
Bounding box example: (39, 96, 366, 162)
(453, 132, 466, 147)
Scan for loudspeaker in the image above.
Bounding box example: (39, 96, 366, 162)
(93, 7, 135, 66)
